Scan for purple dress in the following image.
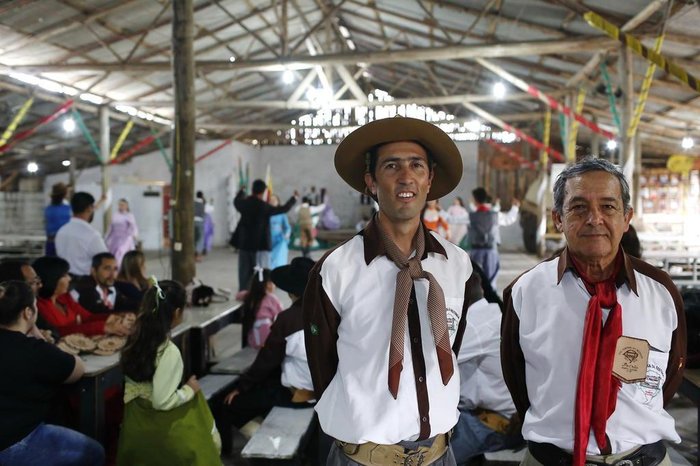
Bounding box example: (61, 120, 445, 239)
(105, 211, 138, 266)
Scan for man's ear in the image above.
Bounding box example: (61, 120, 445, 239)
(364, 172, 377, 195)
(551, 209, 563, 232)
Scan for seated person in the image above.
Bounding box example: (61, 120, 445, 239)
(236, 267, 283, 349)
(72, 252, 140, 314)
(451, 263, 523, 465)
(224, 257, 316, 427)
(0, 260, 57, 341)
(116, 250, 150, 305)
(116, 280, 221, 466)
(0, 280, 105, 466)
(32, 256, 130, 337)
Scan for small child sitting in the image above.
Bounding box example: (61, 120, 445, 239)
(116, 279, 221, 466)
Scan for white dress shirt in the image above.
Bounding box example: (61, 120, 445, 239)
(55, 217, 108, 276)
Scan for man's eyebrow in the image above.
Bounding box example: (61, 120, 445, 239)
(567, 196, 620, 204)
(379, 156, 428, 164)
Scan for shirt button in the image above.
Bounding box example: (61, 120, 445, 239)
(418, 376, 424, 383)
(413, 337, 420, 344)
(422, 417, 427, 422)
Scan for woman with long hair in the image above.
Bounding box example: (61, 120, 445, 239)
(105, 199, 138, 267)
(32, 256, 128, 337)
(117, 280, 221, 465)
(238, 268, 283, 349)
(116, 250, 150, 305)
(447, 196, 469, 246)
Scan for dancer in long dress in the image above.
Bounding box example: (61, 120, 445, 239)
(269, 195, 291, 269)
(447, 196, 469, 246)
(105, 199, 138, 267)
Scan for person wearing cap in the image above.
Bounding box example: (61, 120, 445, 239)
(304, 117, 477, 466)
(223, 258, 316, 442)
(44, 182, 72, 256)
(501, 158, 685, 466)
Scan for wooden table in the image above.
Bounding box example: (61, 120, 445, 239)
(678, 368, 700, 458)
(75, 325, 191, 441)
(185, 303, 243, 376)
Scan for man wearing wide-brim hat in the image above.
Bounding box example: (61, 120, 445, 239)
(303, 117, 478, 466)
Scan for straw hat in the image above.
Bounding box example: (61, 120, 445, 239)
(334, 117, 463, 201)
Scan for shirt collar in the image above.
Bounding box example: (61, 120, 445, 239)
(361, 214, 447, 265)
(556, 247, 638, 295)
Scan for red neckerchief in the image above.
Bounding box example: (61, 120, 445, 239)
(568, 251, 624, 466)
(475, 204, 490, 212)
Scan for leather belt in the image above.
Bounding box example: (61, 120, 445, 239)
(336, 433, 449, 466)
(529, 440, 666, 466)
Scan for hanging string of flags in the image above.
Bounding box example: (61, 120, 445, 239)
(462, 102, 565, 163)
(475, 58, 615, 140)
(71, 108, 101, 161)
(0, 97, 34, 147)
(0, 99, 74, 155)
(567, 88, 587, 162)
(110, 120, 135, 160)
(584, 11, 700, 94)
(628, 34, 665, 138)
(541, 109, 552, 166)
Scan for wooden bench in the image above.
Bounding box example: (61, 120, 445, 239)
(483, 445, 691, 465)
(210, 346, 259, 375)
(198, 373, 240, 456)
(484, 447, 525, 464)
(241, 406, 316, 464)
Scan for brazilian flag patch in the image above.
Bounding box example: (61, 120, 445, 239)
(310, 324, 319, 336)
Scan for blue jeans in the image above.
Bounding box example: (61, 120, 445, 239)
(451, 411, 522, 465)
(0, 423, 105, 466)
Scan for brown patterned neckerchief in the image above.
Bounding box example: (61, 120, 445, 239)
(377, 220, 454, 399)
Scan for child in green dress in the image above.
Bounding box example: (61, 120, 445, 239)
(116, 280, 221, 466)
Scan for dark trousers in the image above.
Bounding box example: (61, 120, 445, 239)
(238, 249, 257, 291)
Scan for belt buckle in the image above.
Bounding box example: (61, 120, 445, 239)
(403, 450, 425, 466)
(613, 460, 634, 466)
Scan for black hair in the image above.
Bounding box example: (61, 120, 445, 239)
(0, 280, 34, 326)
(252, 179, 267, 195)
(196, 191, 204, 199)
(454, 196, 465, 207)
(32, 256, 70, 298)
(51, 183, 68, 205)
(472, 187, 488, 204)
(121, 280, 186, 382)
(365, 142, 436, 181)
(620, 224, 642, 259)
(92, 252, 115, 270)
(0, 260, 29, 282)
(241, 269, 272, 346)
(70, 191, 95, 215)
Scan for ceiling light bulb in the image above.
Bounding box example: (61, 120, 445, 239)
(27, 162, 38, 173)
(62, 160, 71, 167)
(229, 56, 236, 62)
(282, 69, 294, 85)
(493, 82, 506, 99)
(606, 139, 617, 150)
(63, 118, 76, 133)
(682, 136, 694, 150)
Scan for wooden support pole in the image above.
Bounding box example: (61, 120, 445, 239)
(171, 0, 196, 285)
(99, 106, 111, 233)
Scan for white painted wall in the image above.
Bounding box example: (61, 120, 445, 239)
(44, 138, 525, 251)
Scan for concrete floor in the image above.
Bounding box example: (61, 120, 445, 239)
(146, 246, 699, 465)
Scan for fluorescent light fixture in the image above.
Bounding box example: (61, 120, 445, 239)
(62, 159, 71, 167)
(682, 136, 694, 150)
(338, 25, 351, 38)
(606, 139, 617, 150)
(493, 82, 506, 99)
(27, 162, 38, 173)
(80, 93, 103, 105)
(346, 39, 356, 50)
(282, 69, 294, 85)
(63, 118, 76, 133)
